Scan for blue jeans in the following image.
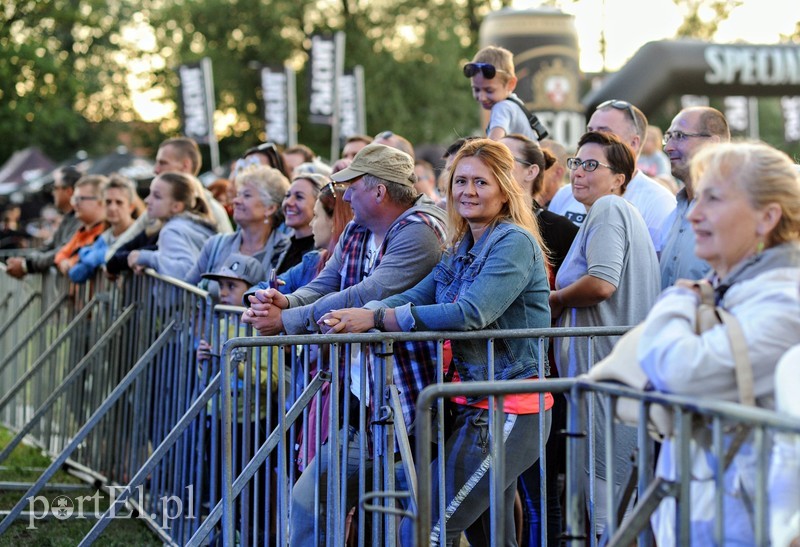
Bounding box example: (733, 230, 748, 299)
(401, 406, 552, 547)
(289, 425, 365, 546)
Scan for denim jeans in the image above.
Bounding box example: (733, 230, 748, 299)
(401, 406, 552, 547)
(289, 425, 366, 546)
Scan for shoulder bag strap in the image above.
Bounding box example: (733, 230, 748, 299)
(716, 308, 756, 407)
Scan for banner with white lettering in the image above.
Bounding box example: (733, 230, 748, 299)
(178, 59, 216, 145)
(262, 66, 290, 146)
(781, 96, 800, 143)
(338, 71, 364, 139)
(309, 34, 337, 125)
(724, 96, 749, 135)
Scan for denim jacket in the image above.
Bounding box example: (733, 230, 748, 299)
(373, 221, 551, 387)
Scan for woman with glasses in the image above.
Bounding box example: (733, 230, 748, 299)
(184, 165, 291, 297)
(550, 131, 660, 535)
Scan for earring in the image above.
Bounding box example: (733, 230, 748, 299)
(756, 240, 765, 254)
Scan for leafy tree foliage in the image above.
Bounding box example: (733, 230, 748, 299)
(673, 0, 743, 40)
(143, 0, 509, 161)
(0, 0, 136, 164)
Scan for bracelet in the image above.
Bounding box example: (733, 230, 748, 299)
(373, 307, 386, 330)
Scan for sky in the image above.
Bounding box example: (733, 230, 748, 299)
(515, 0, 800, 73)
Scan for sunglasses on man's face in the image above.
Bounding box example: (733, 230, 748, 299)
(463, 62, 505, 80)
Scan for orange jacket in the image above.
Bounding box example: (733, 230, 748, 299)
(54, 222, 108, 270)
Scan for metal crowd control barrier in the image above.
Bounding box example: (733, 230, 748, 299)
(0, 268, 216, 544)
(0, 268, 74, 431)
(88, 323, 627, 546)
(566, 380, 800, 547)
(4, 264, 798, 547)
(78, 300, 275, 545)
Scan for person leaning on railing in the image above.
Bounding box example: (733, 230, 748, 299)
(549, 131, 661, 533)
(636, 142, 800, 546)
(127, 172, 218, 279)
(321, 138, 554, 546)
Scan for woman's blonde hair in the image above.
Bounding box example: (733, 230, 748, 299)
(691, 141, 800, 247)
(235, 164, 290, 226)
(445, 138, 547, 256)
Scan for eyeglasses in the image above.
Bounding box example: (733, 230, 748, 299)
(662, 130, 712, 145)
(566, 158, 616, 173)
(324, 181, 350, 196)
(597, 99, 640, 133)
(463, 62, 508, 80)
(70, 195, 99, 205)
(513, 156, 533, 167)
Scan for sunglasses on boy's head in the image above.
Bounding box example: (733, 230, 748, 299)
(463, 62, 507, 80)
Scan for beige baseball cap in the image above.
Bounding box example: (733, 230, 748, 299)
(330, 143, 417, 187)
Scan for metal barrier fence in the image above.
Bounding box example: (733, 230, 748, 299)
(82, 323, 630, 546)
(3, 266, 799, 546)
(0, 268, 216, 543)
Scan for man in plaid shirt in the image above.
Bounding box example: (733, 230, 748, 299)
(243, 143, 447, 545)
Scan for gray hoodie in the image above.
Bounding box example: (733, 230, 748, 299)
(135, 213, 217, 279)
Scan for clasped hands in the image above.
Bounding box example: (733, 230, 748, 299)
(242, 288, 289, 336)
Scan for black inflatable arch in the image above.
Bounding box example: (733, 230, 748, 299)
(582, 40, 800, 115)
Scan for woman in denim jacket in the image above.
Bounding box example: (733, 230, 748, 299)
(320, 138, 552, 546)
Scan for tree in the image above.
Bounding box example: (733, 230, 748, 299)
(673, 0, 743, 40)
(142, 0, 508, 162)
(0, 1, 137, 164)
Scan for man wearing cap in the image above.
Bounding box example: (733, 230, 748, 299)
(242, 143, 447, 546)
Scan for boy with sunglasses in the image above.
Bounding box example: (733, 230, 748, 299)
(465, 45, 541, 142)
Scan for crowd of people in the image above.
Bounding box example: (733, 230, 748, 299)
(2, 42, 800, 546)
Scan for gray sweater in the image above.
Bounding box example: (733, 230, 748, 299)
(135, 213, 217, 279)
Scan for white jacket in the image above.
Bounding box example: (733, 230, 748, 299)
(770, 349, 800, 547)
(638, 265, 800, 546)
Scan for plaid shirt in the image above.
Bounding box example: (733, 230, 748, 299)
(338, 211, 446, 432)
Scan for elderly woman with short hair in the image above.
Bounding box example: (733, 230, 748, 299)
(638, 141, 800, 546)
(184, 165, 291, 295)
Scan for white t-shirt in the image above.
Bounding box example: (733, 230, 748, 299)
(548, 184, 586, 227)
(623, 171, 676, 252)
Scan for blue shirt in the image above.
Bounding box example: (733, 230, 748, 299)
(659, 188, 710, 289)
(371, 221, 551, 385)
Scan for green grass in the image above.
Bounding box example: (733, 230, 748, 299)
(0, 427, 161, 546)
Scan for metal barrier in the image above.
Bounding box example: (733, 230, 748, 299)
(0, 268, 216, 544)
(85, 323, 629, 546)
(4, 265, 799, 547)
(0, 268, 73, 430)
